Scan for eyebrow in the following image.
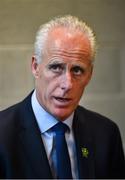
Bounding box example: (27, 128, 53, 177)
(47, 57, 90, 69)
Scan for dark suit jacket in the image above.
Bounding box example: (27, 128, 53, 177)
(0, 92, 125, 179)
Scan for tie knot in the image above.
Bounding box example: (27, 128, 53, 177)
(52, 122, 70, 134)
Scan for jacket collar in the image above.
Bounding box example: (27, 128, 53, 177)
(18, 92, 95, 178)
(18, 92, 53, 178)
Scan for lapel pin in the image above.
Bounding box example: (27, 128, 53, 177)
(81, 147, 89, 158)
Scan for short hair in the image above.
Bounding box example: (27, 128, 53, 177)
(34, 15, 97, 64)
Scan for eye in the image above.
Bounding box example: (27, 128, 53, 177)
(48, 63, 64, 73)
(72, 66, 85, 75)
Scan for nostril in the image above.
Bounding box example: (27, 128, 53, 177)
(60, 81, 73, 90)
(60, 73, 73, 90)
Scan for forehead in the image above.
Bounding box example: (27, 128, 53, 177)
(43, 27, 91, 63)
(46, 27, 90, 49)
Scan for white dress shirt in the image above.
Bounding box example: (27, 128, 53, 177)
(31, 90, 78, 178)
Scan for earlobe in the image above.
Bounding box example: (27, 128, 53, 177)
(31, 56, 39, 78)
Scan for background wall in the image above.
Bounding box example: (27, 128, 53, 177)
(0, 0, 125, 149)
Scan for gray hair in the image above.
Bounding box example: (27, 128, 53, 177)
(34, 15, 97, 64)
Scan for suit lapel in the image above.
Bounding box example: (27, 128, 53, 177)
(73, 107, 95, 179)
(18, 93, 53, 178)
(17, 93, 95, 178)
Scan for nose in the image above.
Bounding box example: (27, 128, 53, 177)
(60, 71, 73, 91)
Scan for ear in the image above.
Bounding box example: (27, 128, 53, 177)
(31, 56, 39, 78)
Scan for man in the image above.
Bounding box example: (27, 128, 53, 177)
(0, 15, 125, 179)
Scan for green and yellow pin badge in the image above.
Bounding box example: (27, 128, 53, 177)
(81, 147, 89, 158)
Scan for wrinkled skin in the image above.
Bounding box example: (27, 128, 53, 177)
(32, 27, 93, 121)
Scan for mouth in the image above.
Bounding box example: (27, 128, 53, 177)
(53, 96, 72, 106)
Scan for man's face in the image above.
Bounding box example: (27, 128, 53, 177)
(32, 27, 93, 121)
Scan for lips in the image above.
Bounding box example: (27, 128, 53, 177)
(53, 96, 72, 106)
(55, 97, 71, 101)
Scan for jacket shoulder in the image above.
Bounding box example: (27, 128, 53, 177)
(0, 92, 33, 135)
(75, 105, 120, 135)
(75, 106, 125, 178)
(0, 102, 21, 125)
(0, 91, 33, 120)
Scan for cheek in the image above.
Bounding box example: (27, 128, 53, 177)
(38, 67, 54, 85)
(76, 85, 85, 98)
(77, 72, 92, 89)
(73, 81, 87, 99)
(39, 72, 59, 97)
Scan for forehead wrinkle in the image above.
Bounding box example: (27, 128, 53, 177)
(49, 48, 90, 60)
(47, 54, 91, 70)
(47, 58, 64, 64)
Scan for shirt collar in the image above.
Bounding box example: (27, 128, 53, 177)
(31, 90, 74, 134)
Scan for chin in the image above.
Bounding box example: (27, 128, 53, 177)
(53, 109, 72, 121)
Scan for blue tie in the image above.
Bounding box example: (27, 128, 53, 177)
(52, 122, 72, 179)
